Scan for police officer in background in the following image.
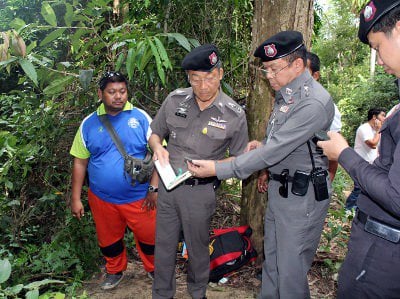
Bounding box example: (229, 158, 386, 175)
(189, 31, 334, 298)
(149, 44, 249, 299)
(318, 1, 400, 297)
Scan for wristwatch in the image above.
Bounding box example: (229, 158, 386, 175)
(148, 185, 158, 193)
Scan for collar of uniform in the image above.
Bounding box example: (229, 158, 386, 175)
(191, 87, 225, 113)
(278, 70, 311, 103)
(96, 101, 133, 115)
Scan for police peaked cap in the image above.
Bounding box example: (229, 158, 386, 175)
(358, 0, 400, 44)
(181, 44, 220, 71)
(254, 31, 304, 62)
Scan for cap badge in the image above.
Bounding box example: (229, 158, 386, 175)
(363, 1, 376, 22)
(264, 44, 277, 58)
(209, 52, 218, 65)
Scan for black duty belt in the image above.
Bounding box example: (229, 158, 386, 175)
(269, 173, 293, 183)
(184, 177, 217, 186)
(357, 210, 400, 243)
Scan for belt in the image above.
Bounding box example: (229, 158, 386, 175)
(269, 173, 293, 182)
(357, 210, 400, 243)
(184, 177, 217, 186)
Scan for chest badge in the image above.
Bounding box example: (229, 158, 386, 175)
(208, 120, 226, 130)
(175, 106, 188, 118)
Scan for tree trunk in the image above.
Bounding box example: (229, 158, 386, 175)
(241, 0, 314, 263)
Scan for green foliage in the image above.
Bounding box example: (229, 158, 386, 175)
(0, 0, 254, 295)
(0, 259, 65, 299)
(313, 0, 398, 145)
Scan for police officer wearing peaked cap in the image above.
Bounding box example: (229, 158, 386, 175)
(188, 31, 334, 299)
(149, 44, 249, 299)
(318, 1, 400, 298)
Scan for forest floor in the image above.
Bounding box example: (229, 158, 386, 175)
(82, 191, 351, 299)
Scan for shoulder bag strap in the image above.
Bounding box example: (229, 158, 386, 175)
(98, 114, 128, 158)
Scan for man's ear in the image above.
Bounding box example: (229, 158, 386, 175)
(313, 71, 320, 81)
(218, 68, 224, 80)
(97, 89, 102, 100)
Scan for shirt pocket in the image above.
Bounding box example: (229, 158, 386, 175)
(166, 115, 189, 144)
(196, 125, 228, 156)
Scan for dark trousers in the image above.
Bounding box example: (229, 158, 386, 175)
(337, 215, 400, 298)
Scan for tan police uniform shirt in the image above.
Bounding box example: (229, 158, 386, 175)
(151, 87, 248, 172)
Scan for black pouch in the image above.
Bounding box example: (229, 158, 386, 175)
(291, 170, 310, 196)
(124, 152, 154, 184)
(311, 168, 329, 201)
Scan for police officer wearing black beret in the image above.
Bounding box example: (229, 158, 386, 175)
(188, 31, 334, 299)
(149, 44, 249, 299)
(318, 1, 400, 298)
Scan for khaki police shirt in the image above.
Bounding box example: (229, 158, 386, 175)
(151, 87, 249, 172)
(216, 70, 334, 180)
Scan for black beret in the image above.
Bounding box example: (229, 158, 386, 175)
(181, 44, 220, 71)
(359, 0, 400, 44)
(254, 31, 304, 62)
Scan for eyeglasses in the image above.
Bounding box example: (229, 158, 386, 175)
(259, 63, 291, 78)
(278, 169, 289, 198)
(189, 76, 219, 86)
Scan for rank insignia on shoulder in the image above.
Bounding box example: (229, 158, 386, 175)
(304, 86, 310, 97)
(285, 88, 292, 95)
(279, 105, 290, 113)
(227, 102, 242, 113)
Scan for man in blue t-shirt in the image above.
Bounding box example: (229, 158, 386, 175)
(70, 71, 157, 290)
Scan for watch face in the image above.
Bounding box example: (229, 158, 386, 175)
(148, 185, 158, 192)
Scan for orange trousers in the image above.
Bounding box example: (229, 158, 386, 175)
(88, 189, 156, 274)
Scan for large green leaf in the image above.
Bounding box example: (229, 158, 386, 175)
(24, 279, 64, 290)
(10, 18, 26, 31)
(43, 76, 75, 95)
(64, 3, 74, 27)
(40, 28, 66, 47)
(148, 38, 165, 84)
(126, 47, 136, 80)
(153, 36, 172, 70)
(0, 259, 11, 283)
(19, 58, 38, 86)
(41, 2, 57, 27)
(25, 289, 39, 299)
(167, 33, 191, 52)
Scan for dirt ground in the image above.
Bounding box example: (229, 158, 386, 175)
(83, 193, 347, 299)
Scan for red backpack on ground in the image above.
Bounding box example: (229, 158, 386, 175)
(208, 225, 257, 282)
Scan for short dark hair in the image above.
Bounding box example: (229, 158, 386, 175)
(367, 107, 385, 120)
(371, 6, 400, 37)
(306, 51, 320, 74)
(283, 44, 307, 66)
(98, 71, 128, 91)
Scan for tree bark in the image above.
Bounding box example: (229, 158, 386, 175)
(241, 0, 314, 263)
